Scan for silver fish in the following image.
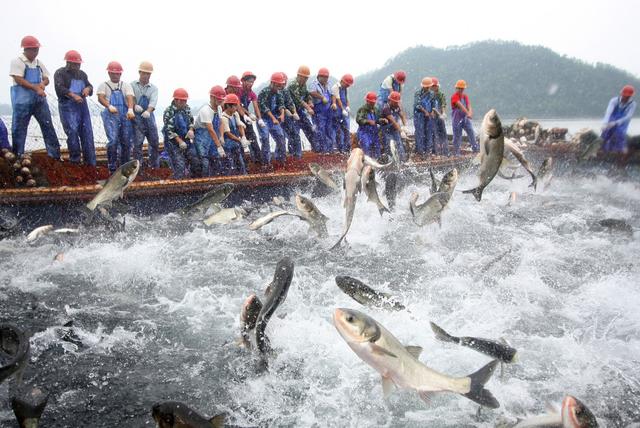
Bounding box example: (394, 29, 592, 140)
(152, 401, 225, 428)
(86, 160, 140, 211)
(335, 276, 404, 311)
(503, 138, 537, 189)
(537, 157, 553, 191)
(26, 225, 53, 243)
(295, 194, 329, 237)
(249, 210, 297, 231)
(309, 163, 339, 191)
(361, 165, 389, 216)
(513, 395, 598, 428)
(409, 192, 450, 227)
(203, 207, 246, 226)
(430, 322, 518, 363)
(178, 183, 234, 217)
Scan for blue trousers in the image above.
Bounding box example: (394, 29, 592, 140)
(601, 125, 627, 153)
(333, 114, 350, 153)
(59, 100, 96, 165)
(358, 129, 381, 159)
(0, 118, 9, 150)
(432, 117, 448, 156)
(452, 116, 477, 155)
(258, 118, 286, 164)
(134, 114, 160, 168)
(12, 99, 60, 158)
(414, 113, 433, 155)
(298, 110, 317, 152)
(223, 140, 247, 175)
(313, 109, 334, 153)
(282, 116, 302, 159)
(165, 139, 200, 179)
(241, 117, 262, 164)
(102, 110, 132, 172)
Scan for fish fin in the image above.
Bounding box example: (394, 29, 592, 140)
(430, 322, 460, 344)
(370, 343, 397, 358)
(378, 204, 390, 216)
(63, 320, 74, 327)
(264, 281, 273, 298)
(436, 214, 442, 228)
(209, 413, 226, 428)
(330, 234, 346, 250)
(462, 360, 500, 409)
(405, 345, 423, 359)
(418, 390, 436, 405)
(429, 168, 438, 194)
(381, 375, 395, 398)
(528, 173, 538, 190)
(462, 186, 483, 202)
(96, 179, 107, 187)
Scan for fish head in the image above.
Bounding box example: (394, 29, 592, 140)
(333, 308, 380, 344)
(240, 294, 263, 327)
(335, 276, 362, 297)
(561, 395, 598, 428)
(10, 385, 48, 423)
(482, 109, 502, 138)
(120, 159, 141, 181)
(216, 183, 235, 200)
(295, 194, 314, 214)
(153, 401, 196, 428)
(441, 168, 458, 187)
(409, 192, 419, 205)
(543, 157, 553, 169)
(309, 163, 320, 174)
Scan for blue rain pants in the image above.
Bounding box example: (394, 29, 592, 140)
(602, 100, 634, 153)
(0, 118, 9, 150)
(282, 115, 302, 159)
(357, 111, 381, 159)
(58, 79, 95, 165)
(223, 116, 247, 175)
(333, 86, 350, 153)
(101, 85, 132, 172)
(164, 110, 200, 179)
(133, 95, 160, 168)
(313, 85, 334, 153)
(258, 117, 286, 165)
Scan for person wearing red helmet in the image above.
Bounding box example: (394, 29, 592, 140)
(220, 93, 248, 175)
(450, 79, 477, 155)
(9, 35, 61, 160)
(53, 50, 96, 166)
(381, 91, 409, 161)
(256, 72, 287, 167)
(356, 92, 388, 158)
(309, 67, 334, 153)
(162, 88, 201, 178)
(287, 65, 317, 151)
(279, 73, 304, 160)
(429, 77, 449, 156)
(413, 77, 434, 157)
(601, 85, 637, 153)
(97, 61, 136, 172)
(239, 71, 263, 164)
(330, 74, 354, 153)
(377, 70, 406, 109)
(194, 86, 227, 176)
(131, 61, 160, 169)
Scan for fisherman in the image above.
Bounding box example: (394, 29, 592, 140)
(53, 50, 95, 166)
(220, 93, 249, 175)
(356, 92, 387, 159)
(451, 79, 478, 155)
(0, 119, 8, 150)
(194, 86, 226, 176)
(257, 72, 287, 168)
(413, 77, 433, 156)
(281, 73, 303, 159)
(131, 61, 160, 169)
(225, 75, 243, 98)
(309, 67, 334, 153)
(9, 35, 60, 159)
(377, 70, 406, 109)
(97, 61, 135, 172)
(287, 65, 317, 151)
(430, 77, 448, 156)
(381, 91, 409, 161)
(601, 85, 636, 153)
(162, 88, 200, 178)
(331, 74, 354, 154)
(239, 71, 263, 164)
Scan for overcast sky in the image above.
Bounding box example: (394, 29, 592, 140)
(1, 0, 638, 107)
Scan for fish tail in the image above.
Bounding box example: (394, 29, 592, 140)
(462, 186, 483, 202)
(378, 204, 390, 216)
(209, 413, 226, 428)
(429, 322, 460, 344)
(330, 233, 347, 250)
(462, 360, 500, 409)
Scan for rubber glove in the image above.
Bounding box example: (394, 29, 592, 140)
(400, 130, 408, 139)
(126, 108, 135, 120)
(217, 146, 226, 158)
(178, 140, 187, 150)
(345, 106, 350, 114)
(292, 113, 300, 121)
(240, 136, 250, 148)
(141, 111, 151, 119)
(108, 105, 118, 114)
(331, 103, 337, 111)
(342, 109, 349, 118)
(134, 105, 144, 113)
(243, 114, 253, 124)
(258, 119, 266, 128)
(249, 113, 257, 121)
(186, 129, 195, 140)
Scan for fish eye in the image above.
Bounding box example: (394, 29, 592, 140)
(345, 315, 354, 323)
(575, 408, 582, 415)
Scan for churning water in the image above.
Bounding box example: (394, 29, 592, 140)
(0, 161, 639, 427)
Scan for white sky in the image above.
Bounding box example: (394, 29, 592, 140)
(1, 0, 638, 107)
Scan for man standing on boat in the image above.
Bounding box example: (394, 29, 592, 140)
(601, 85, 636, 153)
(450, 79, 478, 155)
(380, 91, 409, 161)
(287, 65, 316, 152)
(9, 35, 60, 160)
(257, 72, 287, 168)
(309, 68, 334, 153)
(54, 50, 95, 166)
(238, 71, 262, 165)
(356, 92, 387, 159)
(377, 70, 406, 110)
(430, 77, 448, 156)
(413, 77, 433, 157)
(331, 74, 354, 154)
(194, 86, 226, 176)
(131, 61, 160, 169)
(162, 88, 200, 178)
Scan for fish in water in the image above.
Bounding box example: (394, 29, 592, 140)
(333, 308, 500, 408)
(590, 218, 633, 236)
(513, 395, 598, 428)
(178, 183, 235, 217)
(203, 207, 246, 226)
(152, 401, 225, 428)
(502, 138, 538, 189)
(26, 225, 53, 243)
(537, 157, 553, 191)
(0, 324, 30, 385)
(462, 109, 505, 201)
(409, 192, 451, 227)
(332, 149, 365, 250)
(0, 209, 20, 239)
(576, 130, 604, 161)
(238, 294, 263, 349)
(295, 194, 329, 237)
(361, 165, 390, 216)
(389, 139, 401, 168)
(309, 163, 339, 191)
(335, 276, 404, 311)
(249, 210, 297, 231)
(429, 168, 439, 194)
(430, 322, 517, 363)
(11, 384, 48, 428)
(86, 159, 140, 211)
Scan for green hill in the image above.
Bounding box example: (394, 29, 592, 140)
(349, 41, 640, 119)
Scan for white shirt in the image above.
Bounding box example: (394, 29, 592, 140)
(381, 74, 395, 90)
(331, 83, 348, 105)
(9, 54, 50, 84)
(96, 80, 134, 99)
(221, 111, 245, 137)
(194, 104, 216, 129)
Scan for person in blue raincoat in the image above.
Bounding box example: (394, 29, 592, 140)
(280, 73, 303, 160)
(97, 61, 135, 172)
(0, 119, 9, 150)
(131, 61, 160, 169)
(256, 73, 287, 167)
(220, 94, 249, 175)
(355, 92, 388, 159)
(380, 91, 409, 161)
(377, 70, 406, 110)
(309, 68, 334, 153)
(53, 50, 95, 166)
(194, 86, 226, 176)
(413, 77, 433, 156)
(9, 35, 60, 159)
(601, 85, 637, 153)
(162, 88, 200, 179)
(429, 77, 448, 156)
(331, 74, 354, 154)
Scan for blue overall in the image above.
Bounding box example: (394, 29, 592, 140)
(333, 86, 350, 153)
(451, 94, 477, 155)
(258, 92, 287, 164)
(134, 94, 160, 168)
(194, 126, 213, 177)
(223, 114, 247, 175)
(101, 83, 132, 172)
(431, 92, 448, 156)
(602, 98, 635, 153)
(0, 118, 9, 150)
(413, 89, 432, 155)
(240, 92, 262, 164)
(381, 104, 407, 161)
(312, 83, 334, 153)
(282, 113, 302, 159)
(11, 65, 60, 158)
(298, 109, 317, 152)
(357, 110, 381, 159)
(58, 78, 95, 165)
(163, 109, 200, 179)
(377, 77, 401, 110)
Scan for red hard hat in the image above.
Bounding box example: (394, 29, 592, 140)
(431, 77, 439, 86)
(241, 71, 256, 81)
(270, 72, 286, 85)
(106, 61, 123, 74)
(393, 70, 406, 83)
(209, 85, 226, 100)
(365, 92, 377, 104)
(21, 35, 41, 49)
(173, 88, 189, 101)
(341, 74, 354, 87)
(621, 85, 635, 97)
(226, 75, 242, 89)
(389, 91, 401, 104)
(317, 67, 330, 78)
(223, 93, 240, 105)
(64, 50, 83, 64)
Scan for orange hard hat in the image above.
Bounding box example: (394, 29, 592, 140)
(209, 85, 226, 100)
(226, 75, 242, 89)
(172, 88, 189, 101)
(223, 93, 240, 105)
(621, 85, 635, 97)
(393, 70, 406, 83)
(241, 71, 256, 81)
(455, 79, 467, 89)
(341, 74, 354, 87)
(21, 35, 41, 49)
(107, 61, 123, 74)
(431, 77, 439, 87)
(389, 91, 401, 104)
(64, 50, 83, 64)
(317, 67, 330, 78)
(297, 65, 311, 77)
(421, 77, 433, 88)
(270, 72, 286, 85)
(365, 92, 377, 104)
